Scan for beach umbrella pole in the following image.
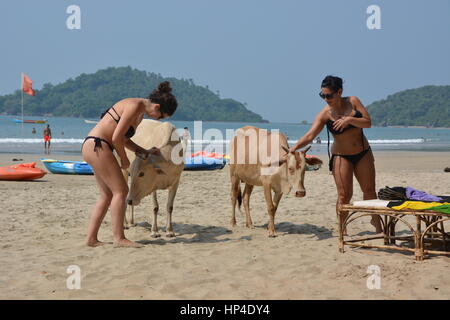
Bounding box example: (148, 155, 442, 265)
(20, 73, 24, 144)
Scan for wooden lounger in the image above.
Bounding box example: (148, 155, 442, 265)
(338, 201, 450, 261)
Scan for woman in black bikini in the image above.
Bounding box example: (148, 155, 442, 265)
(82, 81, 178, 247)
(289, 76, 382, 234)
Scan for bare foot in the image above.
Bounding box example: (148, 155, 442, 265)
(113, 239, 144, 248)
(86, 240, 106, 247)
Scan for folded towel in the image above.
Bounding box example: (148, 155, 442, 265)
(406, 187, 442, 202)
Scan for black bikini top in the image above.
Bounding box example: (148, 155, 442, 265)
(325, 102, 367, 167)
(326, 108, 363, 135)
(101, 106, 135, 138)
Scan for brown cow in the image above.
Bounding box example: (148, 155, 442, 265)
(229, 126, 322, 237)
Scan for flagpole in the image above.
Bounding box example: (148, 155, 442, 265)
(21, 72, 24, 143)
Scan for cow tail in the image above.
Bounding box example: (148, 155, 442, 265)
(237, 181, 243, 214)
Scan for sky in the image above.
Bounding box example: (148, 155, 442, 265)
(1, 0, 449, 123)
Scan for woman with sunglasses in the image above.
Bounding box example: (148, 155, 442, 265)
(289, 76, 382, 234)
(82, 81, 178, 247)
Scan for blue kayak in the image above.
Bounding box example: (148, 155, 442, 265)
(184, 156, 226, 171)
(40, 159, 93, 175)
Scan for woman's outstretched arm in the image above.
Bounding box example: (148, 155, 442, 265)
(289, 109, 327, 153)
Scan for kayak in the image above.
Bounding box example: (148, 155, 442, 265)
(190, 151, 228, 159)
(190, 151, 230, 163)
(184, 156, 226, 171)
(0, 162, 47, 181)
(12, 119, 47, 124)
(40, 159, 93, 175)
(306, 155, 322, 171)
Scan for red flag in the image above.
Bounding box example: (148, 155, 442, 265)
(22, 73, 35, 96)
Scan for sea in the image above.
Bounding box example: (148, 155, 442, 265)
(1, 115, 450, 156)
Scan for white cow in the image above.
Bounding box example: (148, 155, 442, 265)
(122, 119, 184, 238)
(229, 126, 323, 237)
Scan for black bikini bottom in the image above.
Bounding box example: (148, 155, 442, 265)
(329, 147, 371, 172)
(82, 136, 114, 152)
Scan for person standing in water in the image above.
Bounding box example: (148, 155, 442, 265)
(43, 125, 52, 154)
(181, 127, 191, 152)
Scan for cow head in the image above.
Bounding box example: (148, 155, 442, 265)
(278, 145, 323, 197)
(126, 147, 173, 206)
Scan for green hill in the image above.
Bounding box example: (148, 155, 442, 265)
(367, 85, 450, 127)
(0, 66, 267, 122)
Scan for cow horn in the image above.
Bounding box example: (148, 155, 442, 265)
(281, 145, 290, 153)
(302, 145, 311, 154)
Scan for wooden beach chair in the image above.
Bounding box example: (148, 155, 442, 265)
(337, 199, 450, 261)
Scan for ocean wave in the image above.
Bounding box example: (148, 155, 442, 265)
(366, 139, 426, 144)
(0, 138, 84, 144)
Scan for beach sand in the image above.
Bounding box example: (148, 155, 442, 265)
(0, 151, 449, 300)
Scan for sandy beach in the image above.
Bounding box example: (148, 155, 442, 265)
(0, 151, 449, 300)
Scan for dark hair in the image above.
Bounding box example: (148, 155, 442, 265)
(184, 127, 188, 130)
(148, 81, 178, 116)
(321, 75, 343, 92)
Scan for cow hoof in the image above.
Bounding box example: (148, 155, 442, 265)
(166, 232, 176, 238)
(269, 233, 278, 238)
(245, 224, 255, 229)
(151, 232, 161, 238)
(124, 225, 129, 230)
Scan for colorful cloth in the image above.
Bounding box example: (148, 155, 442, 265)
(390, 201, 450, 214)
(424, 204, 450, 214)
(406, 187, 442, 202)
(391, 201, 450, 211)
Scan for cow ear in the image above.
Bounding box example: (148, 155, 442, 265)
(281, 145, 289, 153)
(305, 156, 323, 166)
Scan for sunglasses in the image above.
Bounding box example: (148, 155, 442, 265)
(319, 91, 336, 100)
